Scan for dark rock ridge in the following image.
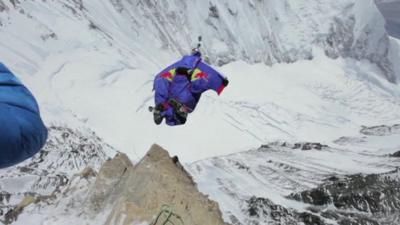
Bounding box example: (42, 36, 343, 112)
(242, 168, 400, 225)
(246, 196, 323, 225)
(333, 136, 367, 145)
(360, 124, 400, 136)
(261, 142, 329, 151)
(289, 169, 400, 225)
(292, 143, 329, 151)
(390, 151, 400, 157)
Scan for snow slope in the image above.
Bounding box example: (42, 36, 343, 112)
(0, 126, 116, 224)
(0, 0, 399, 163)
(40, 52, 400, 162)
(189, 130, 400, 224)
(22, 50, 400, 162)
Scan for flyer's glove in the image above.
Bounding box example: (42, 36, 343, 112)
(222, 77, 229, 87)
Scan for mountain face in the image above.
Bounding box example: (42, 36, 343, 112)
(0, 0, 397, 80)
(0, 134, 229, 225)
(188, 124, 400, 225)
(87, 145, 228, 225)
(1, 125, 399, 225)
(0, 0, 400, 162)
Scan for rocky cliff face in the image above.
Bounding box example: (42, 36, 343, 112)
(87, 144, 228, 225)
(0, 140, 229, 225)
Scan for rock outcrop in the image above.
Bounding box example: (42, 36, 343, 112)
(288, 169, 400, 225)
(240, 169, 400, 225)
(0, 126, 114, 224)
(87, 144, 229, 225)
(360, 124, 400, 136)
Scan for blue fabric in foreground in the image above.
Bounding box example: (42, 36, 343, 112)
(0, 62, 47, 168)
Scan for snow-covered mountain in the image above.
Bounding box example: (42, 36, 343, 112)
(0, 0, 400, 162)
(0, 0, 396, 71)
(0, 126, 116, 224)
(189, 124, 400, 224)
(1, 0, 400, 224)
(1, 126, 399, 225)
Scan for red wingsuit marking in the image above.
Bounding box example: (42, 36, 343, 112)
(217, 85, 226, 95)
(195, 72, 208, 79)
(161, 72, 173, 79)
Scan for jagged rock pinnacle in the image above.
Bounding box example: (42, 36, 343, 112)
(87, 144, 229, 225)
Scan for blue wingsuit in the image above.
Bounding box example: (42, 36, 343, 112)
(0, 62, 47, 168)
(153, 52, 228, 126)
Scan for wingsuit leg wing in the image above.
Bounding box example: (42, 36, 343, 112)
(0, 62, 48, 168)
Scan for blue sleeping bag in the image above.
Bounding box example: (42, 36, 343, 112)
(0, 62, 47, 168)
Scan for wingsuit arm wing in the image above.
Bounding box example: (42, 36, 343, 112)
(191, 62, 228, 95)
